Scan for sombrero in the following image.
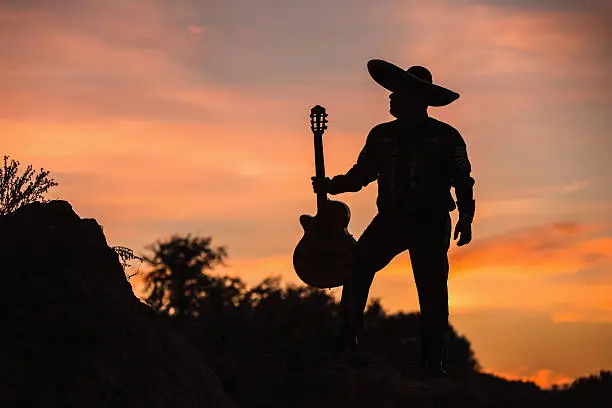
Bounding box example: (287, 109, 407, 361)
(367, 59, 460, 107)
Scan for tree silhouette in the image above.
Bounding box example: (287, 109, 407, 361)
(0, 155, 58, 216)
(140, 231, 481, 402)
(142, 234, 228, 317)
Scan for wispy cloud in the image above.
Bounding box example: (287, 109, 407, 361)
(451, 222, 611, 273)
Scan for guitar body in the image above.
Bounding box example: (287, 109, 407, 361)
(293, 105, 357, 288)
(293, 200, 356, 288)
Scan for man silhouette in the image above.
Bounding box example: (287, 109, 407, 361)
(312, 59, 475, 378)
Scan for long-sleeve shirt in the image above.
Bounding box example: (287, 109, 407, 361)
(328, 116, 475, 220)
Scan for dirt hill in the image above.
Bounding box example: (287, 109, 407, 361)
(0, 200, 236, 408)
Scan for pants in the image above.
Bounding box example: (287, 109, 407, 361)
(339, 210, 452, 367)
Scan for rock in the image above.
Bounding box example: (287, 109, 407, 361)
(0, 200, 236, 408)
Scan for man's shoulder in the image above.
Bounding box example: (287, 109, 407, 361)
(366, 120, 399, 141)
(426, 117, 459, 135)
(370, 120, 399, 133)
(426, 117, 465, 145)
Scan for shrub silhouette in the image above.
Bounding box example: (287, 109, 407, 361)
(111, 245, 144, 279)
(547, 370, 612, 407)
(0, 155, 58, 215)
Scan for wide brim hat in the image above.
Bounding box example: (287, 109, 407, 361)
(367, 59, 460, 107)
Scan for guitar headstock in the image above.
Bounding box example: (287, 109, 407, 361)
(310, 105, 328, 136)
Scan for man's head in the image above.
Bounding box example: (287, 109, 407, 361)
(388, 66, 433, 119)
(389, 91, 428, 118)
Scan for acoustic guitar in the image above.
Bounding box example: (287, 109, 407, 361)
(293, 105, 357, 288)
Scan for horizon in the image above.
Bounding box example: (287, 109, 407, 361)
(2, 0, 611, 389)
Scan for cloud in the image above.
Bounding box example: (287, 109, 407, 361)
(0, 1, 246, 122)
(449, 0, 612, 13)
(450, 222, 612, 273)
(551, 305, 612, 323)
(2, 0, 611, 135)
(473, 180, 606, 221)
(0, 26, 204, 120)
(551, 267, 612, 286)
(0, 0, 396, 89)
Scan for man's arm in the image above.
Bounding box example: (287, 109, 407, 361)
(326, 127, 380, 195)
(449, 128, 476, 222)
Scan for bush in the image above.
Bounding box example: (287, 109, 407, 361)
(0, 155, 58, 216)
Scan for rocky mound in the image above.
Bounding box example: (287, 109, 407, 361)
(0, 201, 235, 408)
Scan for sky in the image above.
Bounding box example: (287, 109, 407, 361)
(2, 0, 612, 389)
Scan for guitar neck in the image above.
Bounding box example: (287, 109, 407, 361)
(309, 105, 329, 214)
(313, 131, 327, 212)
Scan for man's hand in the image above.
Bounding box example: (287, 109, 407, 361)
(311, 176, 331, 194)
(453, 217, 472, 246)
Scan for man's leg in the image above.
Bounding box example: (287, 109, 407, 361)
(337, 213, 408, 347)
(408, 212, 452, 375)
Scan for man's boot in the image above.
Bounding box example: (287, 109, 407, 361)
(333, 268, 372, 356)
(420, 319, 449, 378)
(424, 359, 448, 378)
(332, 330, 358, 356)
(332, 310, 362, 356)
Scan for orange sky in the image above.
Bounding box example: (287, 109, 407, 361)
(2, 0, 611, 389)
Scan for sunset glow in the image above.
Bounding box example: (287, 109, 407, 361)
(2, 0, 611, 389)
